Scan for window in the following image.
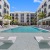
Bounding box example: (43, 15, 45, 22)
(27, 14, 29, 16)
(4, 8, 6, 13)
(42, 5, 43, 8)
(7, 5, 9, 9)
(27, 20, 29, 22)
(30, 13, 34, 17)
(27, 16, 29, 19)
(48, 12, 50, 16)
(27, 16, 29, 22)
(21, 17, 24, 22)
(44, 2, 47, 6)
(48, 5, 50, 9)
(21, 13, 24, 17)
(44, 8, 47, 13)
(21, 14, 24, 22)
(15, 14, 18, 16)
(15, 14, 18, 19)
(0, 12, 1, 16)
(4, 2, 7, 7)
(10, 13, 14, 17)
(21, 20, 24, 22)
(48, 0, 50, 1)
(21, 16, 24, 19)
(38, 8, 41, 12)
(12, 14, 14, 17)
(12, 17, 14, 19)
(0, 5, 1, 9)
(7, 11, 9, 14)
(10, 14, 11, 16)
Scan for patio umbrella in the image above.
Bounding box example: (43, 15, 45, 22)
(3, 19, 9, 23)
(0, 17, 3, 21)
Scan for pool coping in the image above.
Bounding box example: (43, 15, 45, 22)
(38, 28, 50, 32)
(0, 25, 19, 32)
(1, 26, 50, 33)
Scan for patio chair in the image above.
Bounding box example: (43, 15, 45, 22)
(0, 36, 16, 43)
(34, 36, 50, 43)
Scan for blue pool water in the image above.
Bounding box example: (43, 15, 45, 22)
(1, 26, 49, 33)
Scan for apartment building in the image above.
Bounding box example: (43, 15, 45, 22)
(0, 0, 10, 18)
(37, 0, 50, 25)
(10, 12, 36, 25)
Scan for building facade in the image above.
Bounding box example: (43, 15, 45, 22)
(10, 12, 36, 25)
(0, 0, 10, 18)
(37, 0, 50, 25)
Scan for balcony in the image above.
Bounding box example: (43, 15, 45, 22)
(0, 12, 2, 16)
(48, 12, 50, 17)
(7, 11, 9, 14)
(7, 5, 9, 9)
(42, 5, 43, 8)
(27, 14, 29, 17)
(21, 14, 24, 17)
(15, 14, 18, 16)
(15, 17, 18, 19)
(27, 20, 29, 22)
(12, 14, 14, 17)
(4, 8, 6, 13)
(4, 2, 9, 9)
(0, 5, 1, 9)
(4, 2, 7, 7)
(43, 2, 47, 7)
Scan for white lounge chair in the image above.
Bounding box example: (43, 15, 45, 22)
(0, 37, 4, 39)
(48, 37, 50, 38)
(34, 36, 50, 43)
(0, 36, 16, 43)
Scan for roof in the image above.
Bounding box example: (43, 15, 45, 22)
(10, 11, 35, 14)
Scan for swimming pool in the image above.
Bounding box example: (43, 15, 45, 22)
(1, 26, 49, 33)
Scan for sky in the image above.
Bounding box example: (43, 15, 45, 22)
(8, 0, 43, 12)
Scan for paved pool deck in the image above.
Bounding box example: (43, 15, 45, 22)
(0, 25, 18, 32)
(0, 33, 50, 50)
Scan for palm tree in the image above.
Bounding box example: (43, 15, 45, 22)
(38, 12, 46, 25)
(4, 14, 12, 20)
(2, 14, 12, 26)
(31, 18, 37, 25)
(13, 19, 18, 25)
(38, 12, 46, 20)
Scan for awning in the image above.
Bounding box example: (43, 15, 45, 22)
(38, 17, 50, 23)
(3, 19, 11, 23)
(0, 17, 3, 21)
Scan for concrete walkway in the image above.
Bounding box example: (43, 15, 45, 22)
(0, 33, 50, 50)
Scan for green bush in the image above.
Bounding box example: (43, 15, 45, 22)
(10, 19, 18, 25)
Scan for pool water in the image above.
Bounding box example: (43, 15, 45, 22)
(1, 26, 49, 33)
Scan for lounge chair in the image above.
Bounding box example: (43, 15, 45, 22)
(0, 36, 16, 43)
(0, 37, 4, 39)
(34, 36, 50, 43)
(48, 37, 50, 38)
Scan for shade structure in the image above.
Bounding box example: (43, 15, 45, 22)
(3, 19, 11, 23)
(38, 17, 50, 23)
(8, 20, 11, 22)
(0, 17, 3, 21)
(3, 19, 9, 23)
